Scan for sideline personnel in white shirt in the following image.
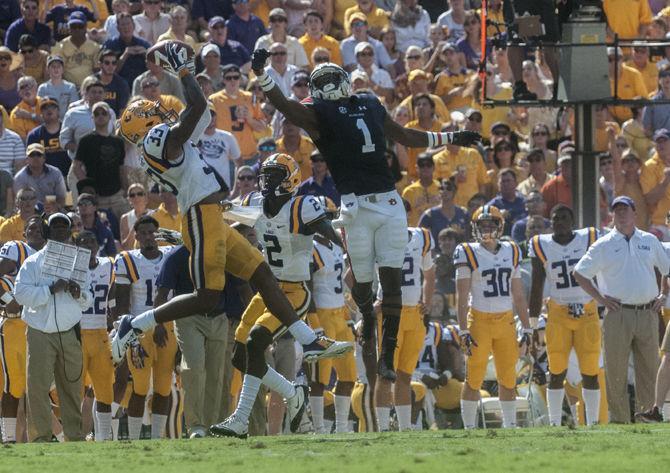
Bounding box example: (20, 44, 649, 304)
(15, 213, 93, 442)
(574, 196, 670, 423)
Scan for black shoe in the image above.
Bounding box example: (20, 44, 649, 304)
(513, 81, 537, 101)
(377, 357, 397, 382)
(635, 406, 663, 423)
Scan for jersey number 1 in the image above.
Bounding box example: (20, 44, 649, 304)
(356, 119, 376, 153)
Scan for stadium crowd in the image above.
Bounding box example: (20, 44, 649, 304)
(2, 0, 670, 442)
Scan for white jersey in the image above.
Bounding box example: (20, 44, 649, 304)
(242, 191, 326, 282)
(378, 227, 434, 307)
(114, 247, 171, 315)
(529, 227, 598, 305)
(141, 109, 226, 211)
(0, 240, 37, 277)
(414, 321, 444, 376)
(311, 240, 345, 309)
(453, 241, 521, 313)
(81, 257, 115, 330)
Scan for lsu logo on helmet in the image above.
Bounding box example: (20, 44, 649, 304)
(119, 99, 180, 145)
(259, 153, 301, 197)
(471, 205, 504, 243)
(309, 63, 351, 101)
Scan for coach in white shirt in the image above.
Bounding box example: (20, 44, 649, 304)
(574, 196, 670, 423)
(15, 213, 93, 442)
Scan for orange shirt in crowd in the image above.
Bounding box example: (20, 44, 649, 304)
(540, 175, 571, 217)
(276, 136, 315, 182)
(210, 89, 264, 159)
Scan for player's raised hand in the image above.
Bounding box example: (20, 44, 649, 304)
(252, 48, 271, 75)
(165, 41, 195, 75)
(451, 130, 481, 147)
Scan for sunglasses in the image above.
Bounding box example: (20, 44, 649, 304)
(19, 83, 35, 90)
(142, 82, 159, 88)
(351, 21, 367, 28)
(238, 175, 255, 181)
(20, 48, 34, 54)
(94, 110, 109, 116)
(357, 51, 373, 57)
(418, 162, 434, 168)
(224, 75, 240, 81)
(102, 59, 117, 65)
(600, 160, 613, 166)
(314, 56, 329, 63)
(128, 192, 145, 197)
(406, 55, 422, 60)
(468, 116, 482, 122)
(269, 17, 287, 23)
(271, 51, 287, 56)
(27, 153, 44, 158)
(77, 201, 94, 206)
(18, 195, 37, 201)
(213, 24, 226, 29)
(259, 145, 276, 152)
(532, 131, 548, 136)
(311, 157, 325, 163)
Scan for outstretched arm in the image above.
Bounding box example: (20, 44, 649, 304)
(165, 73, 207, 161)
(383, 113, 481, 148)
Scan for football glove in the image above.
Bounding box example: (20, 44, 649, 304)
(451, 130, 481, 147)
(460, 329, 477, 356)
(518, 328, 533, 349)
(130, 339, 148, 369)
(164, 42, 195, 76)
(251, 48, 271, 75)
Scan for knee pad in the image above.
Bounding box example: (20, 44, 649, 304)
(231, 341, 247, 373)
(246, 326, 273, 376)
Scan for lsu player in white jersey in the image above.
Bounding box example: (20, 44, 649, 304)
(74, 231, 116, 441)
(454, 205, 532, 429)
(529, 204, 602, 426)
(113, 41, 348, 371)
(308, 196, 357, 434)
(211, 154, 352, 439)
(114, 216, 176, 440)
(375, 226, 435, 432)
(0, 216, 45, 444)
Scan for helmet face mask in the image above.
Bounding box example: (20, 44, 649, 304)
(472, 205, 504, 243)
(259, 153, 301, 198)
(309, 63, 351, 101)
(120, 99, 179, 145)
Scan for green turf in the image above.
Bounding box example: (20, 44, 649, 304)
(3, 425, 670, 473)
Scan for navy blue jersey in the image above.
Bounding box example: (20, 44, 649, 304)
(304, 93, 395, 196)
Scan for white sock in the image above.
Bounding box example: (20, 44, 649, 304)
(547, 388, 565, 426)
(112, 418, 119, 441)
(131, 309, 157, 332)
(288, 320, 317, 345)
(323, 419, 334, 433)
(151, 413, 167, 439)
(461, 399, 478, 429)
(1, 417, 16, 443)
(396, 405, 412, 431)
(376, 406, 391, 431)
(234, 374, 262, 423)
(334, 395, 351, 433)
(582, 388, 600, 426)
(569, 402, 577, 421)
(310, 396, 325, 433)
(92, 400, 99, 438)
(262, 367, 296, 399)
(56, 432, 65, 442)
(500, 400, 517, 428)
(663, 403, 670, 421)
(127, 416, 144, 440)
(96, 411, 112, 441)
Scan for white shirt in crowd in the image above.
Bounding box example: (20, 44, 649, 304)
(198, 128, 241, 190)
(60, 103, 117, 158)
(133, 12, 171, 44)
(574, 227, 670, 305)
(254, 34, 309, 69)
(355, 64, 393, 89)
(265, 64, 299, 97)
(0, 128, 25, 175)
(15, 246, 93, 333)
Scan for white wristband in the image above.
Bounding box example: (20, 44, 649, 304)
(441, 370, 452, 380)
(256, 72, 275, 92)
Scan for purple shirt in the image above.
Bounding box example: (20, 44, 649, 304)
(4, 18, 51, 51)
(225, 14, 267, 53)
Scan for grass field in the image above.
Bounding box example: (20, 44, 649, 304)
(3, 425, 670, 473)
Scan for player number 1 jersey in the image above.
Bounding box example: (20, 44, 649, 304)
(114, 248, 170, 315)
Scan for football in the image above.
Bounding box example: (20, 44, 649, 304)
(146, 40, 195, 71)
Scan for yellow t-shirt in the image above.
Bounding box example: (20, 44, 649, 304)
(151, 204, 182, 233)
(404, 119, 443, 180)
(343, 6, 389, 36)
(299, 33, 343, 67)
(210, 89, 265, 158)
(639, 152, 670, 225)
(39, 0, 108, 28)
(0, 214, 27, 244)
(434, 68, 475, 112)
(276, 136, 316, 182)
(9, 97, 42, 140)
(474, 85, 513, 140)
(624, 60, 658, 96)
(433, 147, 489, 208)
(399, 93, 450, 124)
(51, 38, 101, 87)
(401, 180, 442, 227)
(252, 1, 271, 27)
(23, 50, 48, 84)
(603, 0, 652, 40)
(594, 121, 621, 153)
(609, 64, 649, 123)
(156, 29, 199, 51)
(333, 0, 358, 31)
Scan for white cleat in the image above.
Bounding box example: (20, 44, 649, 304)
(286, 384, 308, 433)
(111, 314, 139, 364)
(302, 336, 353, 363)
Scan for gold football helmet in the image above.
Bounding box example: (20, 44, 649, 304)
(260, 153, 301, 197)
(471, 205, 504, 243)
(119, 99, 179, 144)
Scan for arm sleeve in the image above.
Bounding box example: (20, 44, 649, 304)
(299, 195, 327, 228)
(14, 259, 51, 308)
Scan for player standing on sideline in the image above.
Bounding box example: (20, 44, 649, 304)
(454, 205, 532, 429)
(250, 47, 481, 383)
(528, 205, 602, 426)
(112, 41, 350, 366)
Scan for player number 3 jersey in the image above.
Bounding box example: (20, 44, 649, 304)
(453, 241, 521, 313)
(311, 240, 345, 309)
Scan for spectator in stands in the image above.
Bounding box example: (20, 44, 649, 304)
(529, 123, 557, 172)
(270, 70, 310, 137)
(232, 165, 257, 200)
(341, 13, 393, 73)
(345, 0, 389, 37)
(265, 42, 299, 96)
(404, 94, 442, 178)
(434, 227, 460, 301)
(0, 109, 25, 174)
(399, 69, 449, 123)
(0, 0, 20, 40)
(299, 10, 343, 68)
(249, 136, 276, 171)
(16, 212, 91, 442)
(13, 142, 66, 207)
(102, 12, 151, 85)
(94, 49, 129, 116)
(600, 153, 616, 207)
(0, 163, 13, 216)
(198, 104, 240, 190)
(119, 182, 148, 250)
(455, 10, 481, 71)
(9, 75, 41, 140)
(510, 190, 549, 244)
(76, 193, 116, 256)
(612, 140, 648, 230)
(297, 149, 340, 204)
(608, 46, 648, 124)
(156, 5, 197, 49)
(26, 96, 70, 179)
(276, 116, 315, 181)
(418, 177, 468, 242)
(350, 69, 370, 92)
(73, 101, 128, 220)
(104, 0, 129, 40)
(192, 0, 231, 33)
(489, 139, 518, 189)
(517, 148, 552, 197)
(37, 55, 79, 119)
(199, 44, 225, 92)
(151, 185, 181, 232)
(390, 0, 430, 52)
(379, 27, 403, 78)
(641, 128, 670, 240)
(43, 0, 99, 42)
(133, 0, 170, 44)
(0, 46, 21, 112)
(437, 0, 465, 41)
(204, 16, 251, 73)
(627, 43, 658, 95)
(353, 42, 394, 104)
(132, 58, 187, 103)
(488, 167, 527, 236)
(603, 0, 652, 41)
(51, 11, 100, 87)
(432, 42, 472, 112)
(4, 0, 50, 52)
(0, 186, 37, 243)
(137, 75, 184, 114)
(255, 8, 309, 69)
(18, 34, 47, 83)
(642, 64, 670, 134)
(541, 154, 572, 217)
(210, 64, 266, 161)
(226, 0, 266, 54)
(402, 153, 441, 226)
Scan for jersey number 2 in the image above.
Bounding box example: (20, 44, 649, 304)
(264, 234, 283, 267)
(356, 119, 376, 153)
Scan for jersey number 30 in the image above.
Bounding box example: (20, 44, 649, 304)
(482, 268, 512, 298)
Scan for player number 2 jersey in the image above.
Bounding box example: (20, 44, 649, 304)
(243, 192, 325, 282)
(529, 227, 598, 305)
(114, 248, 170, 315)
(311, 240, 345, 309)
(81, 257, 115, 330)
(453, 241, 521, 313)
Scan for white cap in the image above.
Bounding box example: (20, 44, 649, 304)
(354, 41, 374, 56)
(48, 212, 72, 227)
(350, 69, 369, 83)
(201, 43, 220, 58)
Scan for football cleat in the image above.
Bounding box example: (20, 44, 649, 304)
(286, 384, 308, 434)
(302, 336, 353, 363)
(635, 406, 663, 423)
(209, 415, 248, 439)
(111, 314, 140, 364)
(189, 426, 207, 439)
